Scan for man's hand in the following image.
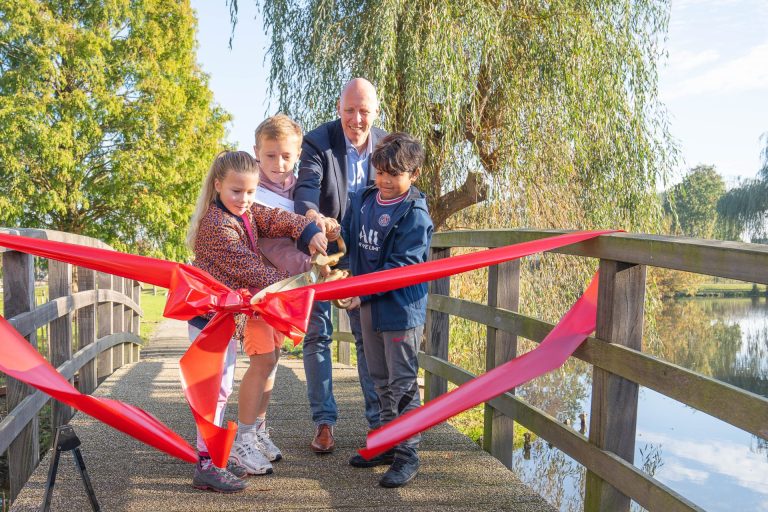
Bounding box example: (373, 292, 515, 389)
(308, 232, 328, 256)
(323, 217, 341, 241)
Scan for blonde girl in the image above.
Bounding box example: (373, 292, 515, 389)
(186, 150, 327, 492)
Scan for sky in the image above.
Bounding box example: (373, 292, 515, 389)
(191, 0, 768, 189)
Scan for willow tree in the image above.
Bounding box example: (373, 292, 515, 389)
(0, 0, 229, 259)
(232, 0, 674, 232)
(717, 135, 768, 241)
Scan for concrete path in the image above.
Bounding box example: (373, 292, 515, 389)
(12, 319, 554, 511)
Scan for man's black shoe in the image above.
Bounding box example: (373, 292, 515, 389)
(379, 455, 420, 488)
(349, 449, 395, 468)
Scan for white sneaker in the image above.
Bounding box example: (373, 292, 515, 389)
(230, 437, 273, 475)
(255, 429, 283, 462)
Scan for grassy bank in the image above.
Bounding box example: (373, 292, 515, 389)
(138, 288, 168, 344)
(696, 283, 766, 295)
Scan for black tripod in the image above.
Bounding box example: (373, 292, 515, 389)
(42, 425, 100, 512)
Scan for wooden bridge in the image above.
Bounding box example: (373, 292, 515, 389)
(1, 227, 767, 511)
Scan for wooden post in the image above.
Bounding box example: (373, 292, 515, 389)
(49, 260, 73, 429)
(97, 273, 113, 380)
(112, 277, 125, 369)
(133, 279, 141, 336)
(482, 260, 520, 468)
(3, 250, 40, 499)
(336, 308, 351, 365)
(133, 280, 141, 363)
(123, 278, 132, 337)
(584, 260, 646, 512)
(424, 247, 451, 402)
(77, 267, 97, 395)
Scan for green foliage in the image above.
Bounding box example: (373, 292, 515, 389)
(0, 0, 229, 259)
(236, 0, 675, 231)
(663, 165, 727, 239)
(717, 134, 768, 241)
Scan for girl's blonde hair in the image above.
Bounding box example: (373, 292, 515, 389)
(254, 113, 303, 151)
(187, 150, 258, 251)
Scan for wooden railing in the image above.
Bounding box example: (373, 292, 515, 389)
(332, 229, 768, 512)
(0, 228, 143, 500)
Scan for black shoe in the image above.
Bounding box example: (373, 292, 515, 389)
(379, 454, 420, 488)
(349, 449, 395, 468)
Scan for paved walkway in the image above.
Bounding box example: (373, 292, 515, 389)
(12, 320, 554, 511)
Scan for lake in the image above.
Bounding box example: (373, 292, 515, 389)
(512, 297, 768, 512)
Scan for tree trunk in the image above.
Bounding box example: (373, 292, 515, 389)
(429, 171, 489, 229)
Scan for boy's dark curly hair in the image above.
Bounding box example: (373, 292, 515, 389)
(371, 132, 425, 176)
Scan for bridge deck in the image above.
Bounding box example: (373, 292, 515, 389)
(12, 320, 553, 511)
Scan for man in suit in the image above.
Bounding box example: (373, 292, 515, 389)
(294, 78, 386, 454)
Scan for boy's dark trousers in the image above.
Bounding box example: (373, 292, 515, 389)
(359, 302, 423, 456)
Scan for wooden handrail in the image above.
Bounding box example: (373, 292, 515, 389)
(431, 230, 768, 284)
(8, 289, 142, 338)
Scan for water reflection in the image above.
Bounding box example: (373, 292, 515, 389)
(511, 297, 768, 512)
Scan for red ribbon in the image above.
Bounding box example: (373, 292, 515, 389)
(307, 230, 612, 301)
(0, 229, 614, 467)
(0, 316, 197, 463)
(359, 273, 600, 459)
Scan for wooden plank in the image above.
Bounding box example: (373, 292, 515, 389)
(424, 247, 451, 401)
(419, 354, 703, 512)
(112, 277, 125, 370)
(124, 283, 133, 338)
(430, 294, 768, 440)
(336, 308, 351, 365)
(77, 268, 97, 395)
(7, 289, 139, 339)
(49, 260, 73, 430)
(431, 230, 768, 284)
(332, 331, 356, 345)
(2, 250, 40, 500)
(97, 273, 114, 380)
(8, 292, 92, 339)
(482, 261, 519, 468)
(133, 280, 141, 336)
(585, 260, 646, 512)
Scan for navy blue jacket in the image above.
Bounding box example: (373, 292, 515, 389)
(294, 119, 388, 221)
(341, 185, 433, 331)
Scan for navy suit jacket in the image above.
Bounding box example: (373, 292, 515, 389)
(294, 119, 388, 221)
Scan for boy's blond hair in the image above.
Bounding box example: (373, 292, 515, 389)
(186, 151, 257, 252)
(254, 114, 303, 150)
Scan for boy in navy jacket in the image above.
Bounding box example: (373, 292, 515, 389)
(340, 132, 433, 487)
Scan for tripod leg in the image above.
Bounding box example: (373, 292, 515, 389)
(72, 447, 101, 512)
(41, 447, 63, 512)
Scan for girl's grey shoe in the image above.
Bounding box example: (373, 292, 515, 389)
(193, 457, 247, 493)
